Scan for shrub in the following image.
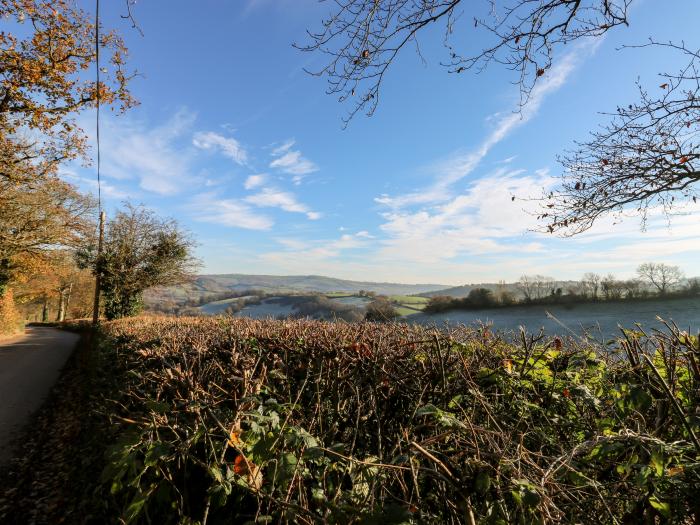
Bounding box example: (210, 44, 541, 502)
(88, 317, 700, 524)
(364, 298, 399, 321)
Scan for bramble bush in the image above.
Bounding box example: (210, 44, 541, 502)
(83, 318, 700, 523)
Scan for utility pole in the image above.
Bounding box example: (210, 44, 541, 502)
(92, 210, 105, 325)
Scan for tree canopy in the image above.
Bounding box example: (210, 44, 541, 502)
(0, 0, 136, 183)
(0, 175, 95, 292)
(87, 204, 199, 320)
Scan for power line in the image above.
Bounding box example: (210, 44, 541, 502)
(95, 0, 101, 212)
(92, 0, 104, 326)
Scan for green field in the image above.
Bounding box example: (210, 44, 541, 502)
(388, 295, 429, 304)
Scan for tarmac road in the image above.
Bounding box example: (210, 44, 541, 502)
(0, 327, 78, 465)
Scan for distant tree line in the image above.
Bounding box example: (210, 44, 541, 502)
(425, 263, 699, 314)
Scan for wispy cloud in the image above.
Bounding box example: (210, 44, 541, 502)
(377, 169, 552, 264)
(59, 167, 133, 200)
(245, 187, 321, 220)
(244, 174, 267, 190)
(262, 231, 372, 264)
(193, 130, 248, 166)
(376, 44, 594, 209)
(94, 109, 196, 195)
(269, 140, 319, 179)
(190, 192, 273, 230)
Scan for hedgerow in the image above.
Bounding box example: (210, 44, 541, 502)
(89, 317, 699, 523)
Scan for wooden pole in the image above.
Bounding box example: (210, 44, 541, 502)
(92, 210, 105, 325)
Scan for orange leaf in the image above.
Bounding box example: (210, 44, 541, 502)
(228, 430, 241, 447)
(233, 454, 248, 475)
(679, 156, 689, 164)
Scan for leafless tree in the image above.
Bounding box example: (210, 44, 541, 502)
(298, 0, 632, 123)
(541, 42, 700, 234)
(637, 262, 684, 294)
(517, 274, 535, 301)
(518, 274, 555, 300)
(622, 278, 642, 298)
(580, 272, 601, 299)
(600, 273, 625, 300)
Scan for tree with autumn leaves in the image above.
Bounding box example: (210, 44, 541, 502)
(0, 0, 135, 184)
(0, 0, 135, 333)
(301, 0, 698, 234)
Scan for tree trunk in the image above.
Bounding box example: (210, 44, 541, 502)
(41, 298, 49, 323)
(55, 283, 72, 322)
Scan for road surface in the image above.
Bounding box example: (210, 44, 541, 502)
(0, 327, 79, 465)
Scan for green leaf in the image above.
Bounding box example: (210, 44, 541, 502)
(629, 385, 652, 412)
(648, 495, 671, 518)
(474, 470, 491, 495)
(650, 450, 665, 477)
(124, 493, 148, 524)
(209, 466, 223, 484)
(415, 404, 440, 417)
(144, 442, 171, 467)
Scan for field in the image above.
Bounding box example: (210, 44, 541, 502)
(388, 295, 429, 316)
(6, 317, 699, 524)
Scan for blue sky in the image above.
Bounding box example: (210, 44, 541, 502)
(65, 0, 700, 285)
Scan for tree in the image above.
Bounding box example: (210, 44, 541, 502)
(14, 250, 94, 322)
(364, 297, 399, 322)
(601, 274, 624, 300)
(636, 262, 684, 295)
(581, 273, 602, 299)
(87, 204, 199, 320)
(302, 1, 700, 233)
(622, 278, 643, 299)
(467, 287, 494, 307)
(517, 275, 535, 301)
(299, 0, 631, 122)
(0, 176, 95, 293)
(542, 42, 700, 234)
(0, 0, 135, 183)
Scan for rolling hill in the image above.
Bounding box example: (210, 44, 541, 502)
(145, 274, 451, 307)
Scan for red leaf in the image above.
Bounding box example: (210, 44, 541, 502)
(679, 156, 689, 164)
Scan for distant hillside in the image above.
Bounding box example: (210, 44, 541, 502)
(419, 281, 581, 299)
(145, 274, 450, 307)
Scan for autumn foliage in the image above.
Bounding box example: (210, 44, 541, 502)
(0, 288, 21, 337)
(0, 0, 136, 182)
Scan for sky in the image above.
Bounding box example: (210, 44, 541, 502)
(64, 0, 700, 285)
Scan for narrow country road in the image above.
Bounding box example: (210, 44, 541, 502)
(0, 327, 79, 465)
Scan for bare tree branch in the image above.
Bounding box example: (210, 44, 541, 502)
(298, 0, 632, 124)
(540, 41, 700, 235)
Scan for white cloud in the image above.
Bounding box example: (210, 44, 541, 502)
(269, 140, 319, 177)
(59, 167, 133, 200)
(95, 109, 196, 195)
(263, 231, 372, 265)
(376, 169, 553, 264)
(190, 192, 273, 230)
(245, 187, 321, 220)
(376, 44, 593, 209)
(193, 131, 248, 166)
(244, 174, 267, 190)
